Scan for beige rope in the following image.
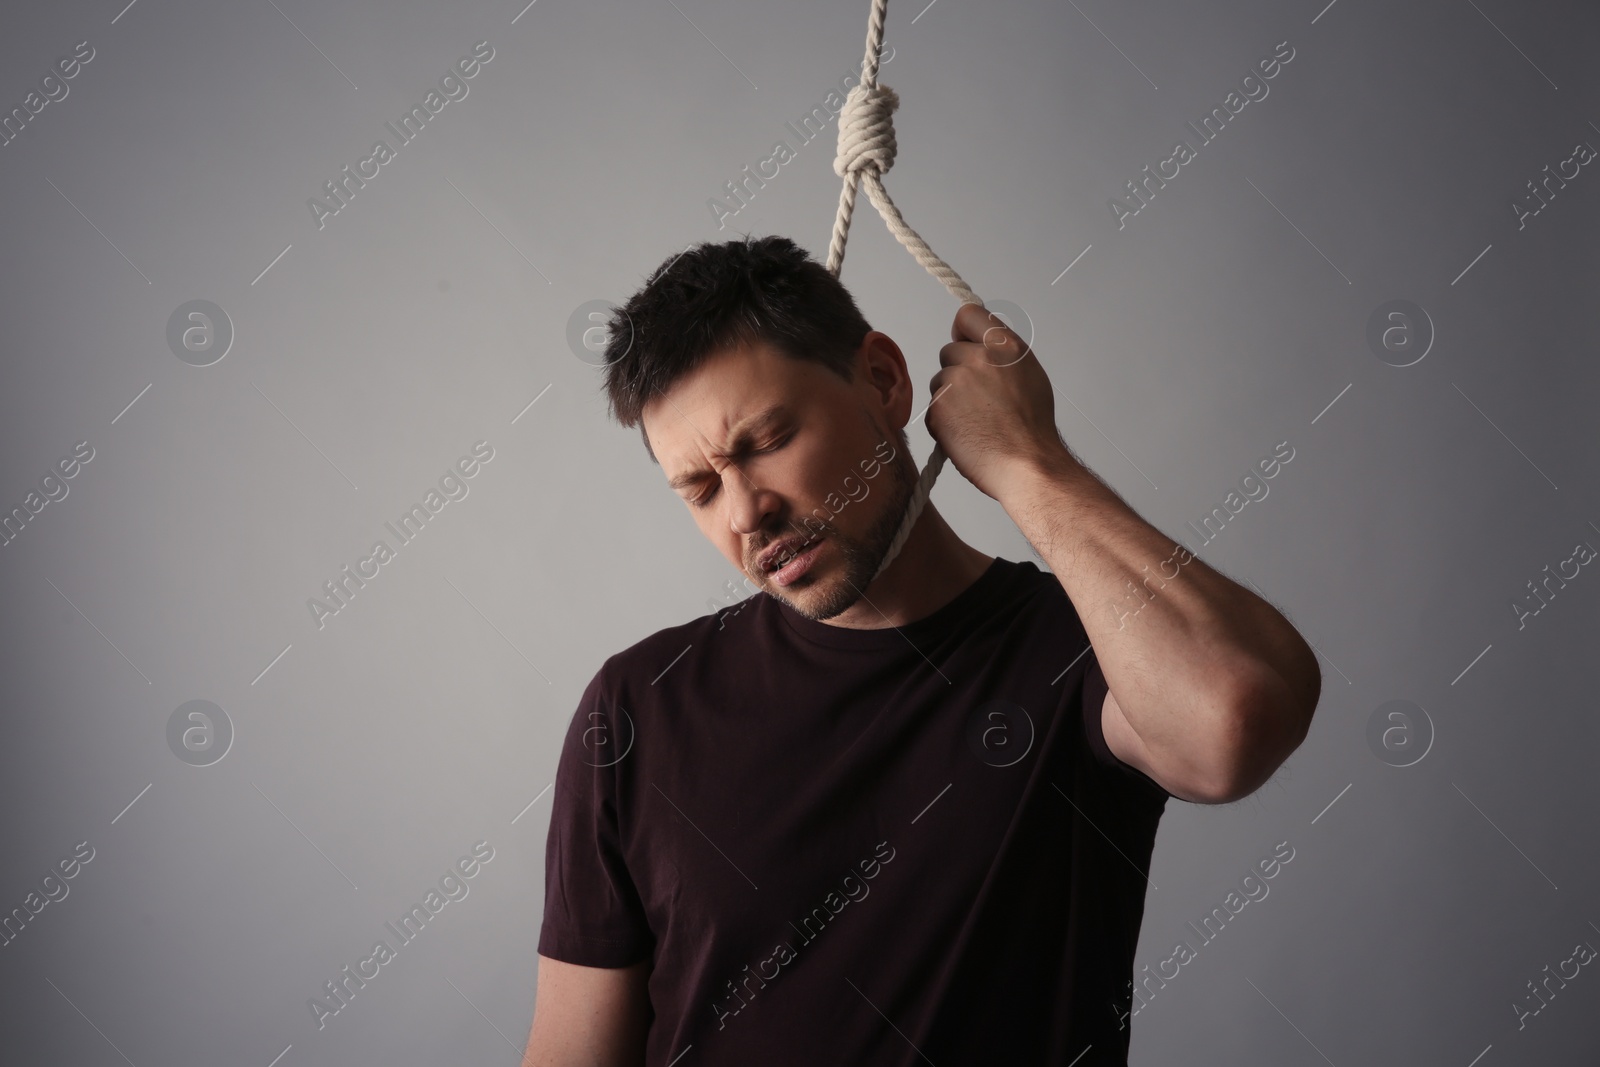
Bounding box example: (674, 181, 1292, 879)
(826, 0, 985, 581)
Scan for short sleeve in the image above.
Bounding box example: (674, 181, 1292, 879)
(1080, 654, 1173, 801)
(536, 664, 655, 967)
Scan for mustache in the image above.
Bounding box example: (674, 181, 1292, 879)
(751, 524, 834, 567)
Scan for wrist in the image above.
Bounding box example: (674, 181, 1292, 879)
(995, 437, 1090, 511)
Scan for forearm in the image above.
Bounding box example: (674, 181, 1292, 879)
(995, 442, 1319, 790)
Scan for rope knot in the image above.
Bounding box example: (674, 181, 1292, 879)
(833, 82, 899, 181)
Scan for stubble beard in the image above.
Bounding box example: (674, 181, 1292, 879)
(768, 440, 917, 623)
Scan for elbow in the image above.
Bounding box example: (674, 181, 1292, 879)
(1199, 668, 1317, 805)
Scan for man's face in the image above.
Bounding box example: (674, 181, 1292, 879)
(641, 335, 917, 622)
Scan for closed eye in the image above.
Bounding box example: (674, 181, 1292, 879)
(686, 435, 791, 509)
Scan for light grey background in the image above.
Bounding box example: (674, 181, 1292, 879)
(1, 0, 1596, 1064)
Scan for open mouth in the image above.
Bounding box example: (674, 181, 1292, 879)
(765, 535, 820, 573)
(757, 534, 828, 588)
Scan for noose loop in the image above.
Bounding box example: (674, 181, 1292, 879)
(825, 0, 985, 581)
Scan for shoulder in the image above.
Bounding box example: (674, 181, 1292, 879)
(585, 593, 759, 705)
(1000, 558, 1085, 626)
(554, 597, 759, 775)
(608, 601, 747, 672)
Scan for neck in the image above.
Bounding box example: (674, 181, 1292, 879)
(828, 503, 994, 630)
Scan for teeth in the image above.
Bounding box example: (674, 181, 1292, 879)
(768, 537, 816, 573)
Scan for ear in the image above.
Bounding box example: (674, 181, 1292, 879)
(856, 332, 913, 429)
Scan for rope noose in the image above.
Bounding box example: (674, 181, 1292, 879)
(827, 0, 985, 583)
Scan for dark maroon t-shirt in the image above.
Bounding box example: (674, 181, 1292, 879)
(537, 556, 1171, 1065)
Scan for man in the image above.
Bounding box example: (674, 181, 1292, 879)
(523, 236, 1320, 1066)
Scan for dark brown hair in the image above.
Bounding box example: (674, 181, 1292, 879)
(597, 235, 874, 462)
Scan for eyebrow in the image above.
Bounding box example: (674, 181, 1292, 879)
(665, 404, 791, 492)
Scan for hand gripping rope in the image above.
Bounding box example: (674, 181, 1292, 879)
(827, 0, 986, 582)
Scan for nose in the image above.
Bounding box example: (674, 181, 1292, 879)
(723, 466, 784, 559)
